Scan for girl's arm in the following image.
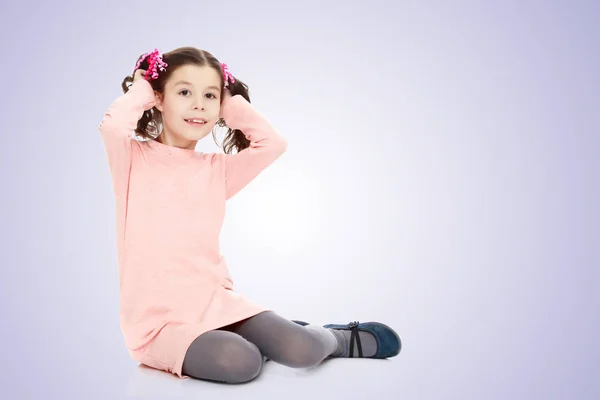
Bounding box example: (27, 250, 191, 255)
(220, 95, 288, 200)
(98, 80, 155, 194)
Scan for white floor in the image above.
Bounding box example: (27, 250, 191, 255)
(125, 356, 403, 398)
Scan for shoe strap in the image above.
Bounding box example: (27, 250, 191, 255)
(347, 321, 364, 357)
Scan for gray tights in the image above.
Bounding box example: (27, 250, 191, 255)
(181, 311, 332, 383)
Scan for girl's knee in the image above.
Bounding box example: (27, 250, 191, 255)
(183, 331, 263, 384)
(217, 340, 263, 383)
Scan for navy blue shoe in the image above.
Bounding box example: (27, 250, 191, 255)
(323, 321, 401, 358)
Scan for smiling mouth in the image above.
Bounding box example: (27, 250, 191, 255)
(184, 118, 207, 125)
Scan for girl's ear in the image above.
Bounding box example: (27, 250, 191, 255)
(154, 91, 163, 112)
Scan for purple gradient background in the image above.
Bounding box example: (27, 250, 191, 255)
(1, 0, 598, 399)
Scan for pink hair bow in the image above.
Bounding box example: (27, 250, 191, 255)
(221, 63, 235, 88)
(134, 48, 168, 80)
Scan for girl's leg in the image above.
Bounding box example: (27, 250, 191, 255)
(181, 330, 264, 384)
(221, 311, 339, 368)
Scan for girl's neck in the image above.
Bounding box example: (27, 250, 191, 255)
(156, 132, 197, 150)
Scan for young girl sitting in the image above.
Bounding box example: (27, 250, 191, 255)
(99, 46, 401, 384)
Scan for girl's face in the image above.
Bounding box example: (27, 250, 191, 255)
(154, 64, 222, 146)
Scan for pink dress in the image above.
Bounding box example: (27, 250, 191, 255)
(98, 79, 287, 378)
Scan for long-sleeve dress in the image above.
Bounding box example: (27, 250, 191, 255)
(98, 79, 287, 378)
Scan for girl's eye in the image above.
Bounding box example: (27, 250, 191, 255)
(179, 90, 217, 98)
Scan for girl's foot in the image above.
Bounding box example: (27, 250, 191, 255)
(324, 321, 401, 359)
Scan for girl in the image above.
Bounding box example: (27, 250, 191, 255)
(99, 46, 401, 384)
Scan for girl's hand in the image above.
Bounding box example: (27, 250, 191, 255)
(219, 88, 233, 118)
(133, 69, 147, 83)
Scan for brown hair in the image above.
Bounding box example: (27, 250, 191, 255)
(120, 46, 250, 154)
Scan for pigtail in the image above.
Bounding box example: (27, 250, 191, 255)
(216, 75, 252, 154)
